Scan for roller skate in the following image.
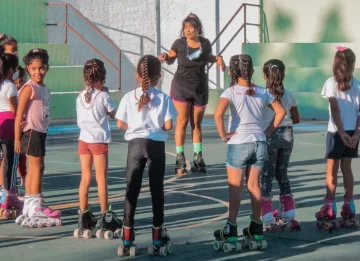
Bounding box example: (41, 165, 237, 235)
(213, 220, 242, 253)
(315, 198, 337, 232)
(73, 207, 97, 239)
(96, 206, 122, 240)
(190, 152, 206, 174)
(175, 152, 188, 175)
(339, 195, 359, 228)
(15, 196, 32, 225)
(261, 197, 276, 232)
(148, 225, 172, 256)
(273, 194, 300, 230)
(0, 188, 24, 219)
(118, 226, 136, 257)
(21, 197, 62, 228)
(242, 216, 267, 250)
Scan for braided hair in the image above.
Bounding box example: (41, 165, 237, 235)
(136, 55, 161, 111)
(229, 54, 255, 95)
(263, 59, 285, 100)
(83, 59, 106, 104)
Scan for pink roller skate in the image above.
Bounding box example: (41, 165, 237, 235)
(273, 194, 301, 230)
(21, 197, 62, 228)
(315, 198, 337, 232)
(0, 188, 24, 219)
(339, 195, 359, 228)
(261, 197, 276, 232)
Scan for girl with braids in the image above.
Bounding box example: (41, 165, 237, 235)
(158, 13, 225, 175)
(213, 54, 285, 251)
(116, 55, 177, 257)
(75, 58, 122, 239)
(316, 47, 360, 229)
(261, 59, 301, 232)
(0, 48, 23, 219)
(14, 48, 62, 228)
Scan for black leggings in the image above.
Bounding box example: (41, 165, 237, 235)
(123, 138, 166, 227)
(0, 140, 19, 190)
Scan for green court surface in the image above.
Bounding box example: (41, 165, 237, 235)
(1, 122, 360, 261)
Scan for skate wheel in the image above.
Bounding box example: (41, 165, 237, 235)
(104, 230, 113, 240)
(249, 241, 257, 250)
(241, 237, 250, 247)
(117, 243, 124, 256)
(354, 220, 359, 228)
(37, 223, 43, 228)
(324, 223, 331, 230)
(261, 240, 267, 250)
(114, 228, 122, 238)
(84, 229, 92, 239)
(0, 208, 4, 216)
(96, 229, 104, 239)
(213, 240, 221, 251)
(222, 243, 232, 253)
(159, 246, 167, 256)
(56, 220, 63, 226)
(130, 245, 136, 257)
(167, 243, 172, 254)
(235, 242, 242, 251)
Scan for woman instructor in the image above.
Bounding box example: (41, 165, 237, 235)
(159, 13, 225, 174)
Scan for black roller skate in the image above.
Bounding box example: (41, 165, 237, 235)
(213, 220, 242, 253)
(96, 205, 122, 240)
(118, 226, 136, 257)
(175, 152, 188, 175)
(73, 207, 97, 239)
(148, 225, 172, 256)
(242, 216, 267, 250)
(190, 152, 206, 174)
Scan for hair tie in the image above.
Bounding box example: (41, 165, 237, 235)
(336, 46, 347, 52)
(271, 64, 278, 68)
(32, 49, 40, 53)
(188, 14, 196, 18)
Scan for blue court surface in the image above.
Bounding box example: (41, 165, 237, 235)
(0, 120, 359, 261)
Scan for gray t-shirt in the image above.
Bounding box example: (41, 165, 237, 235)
(220, 85, 275, 144)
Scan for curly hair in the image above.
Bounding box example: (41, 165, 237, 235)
(229, 54, 255, 95)
(83, 58, 106, 104)
(333, 48, 356, 92)
(23, 48, 49, 75)
(263, 59, 285, 100)
(136, 55, 161, 111)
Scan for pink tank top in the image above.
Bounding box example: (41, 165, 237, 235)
(19, 80, 51, 134)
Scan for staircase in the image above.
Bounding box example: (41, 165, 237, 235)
(0, 0, 122, 120)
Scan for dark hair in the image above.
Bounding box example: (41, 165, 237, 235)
(180, 13, 204, 37)
(17, 66, 26, 79)
(263, 59, 285, 100)
(83, 58, 106, 104)
(23, 48, 49, 74)
(136, 55, 161, 112)
(229, 54, 254, 95)
(0, 34, 17, 49)
(333, 48, 356, 92)
(0, 47, 19, 83)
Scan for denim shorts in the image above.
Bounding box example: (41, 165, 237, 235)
(226, 141, 267, 169)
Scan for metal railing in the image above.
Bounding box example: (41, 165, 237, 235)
(46, 2, 121, 90)
(209, 3, 267, 70)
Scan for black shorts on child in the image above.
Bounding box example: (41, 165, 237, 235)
(21, 129, 47, 157)
(325, 130, 359, 159)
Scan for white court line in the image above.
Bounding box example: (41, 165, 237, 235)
(296, 142, 324, 147)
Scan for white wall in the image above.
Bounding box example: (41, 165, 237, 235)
(48, 0, 260, 94)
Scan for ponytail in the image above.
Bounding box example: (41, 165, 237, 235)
(263, 59, 285, 100)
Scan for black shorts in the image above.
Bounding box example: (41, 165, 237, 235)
(325, 130, 359, 159)
(170, 80, 208, 107)
(21, 129, 47, 157)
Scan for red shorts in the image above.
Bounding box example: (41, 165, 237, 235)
(78, 140, 108, 155)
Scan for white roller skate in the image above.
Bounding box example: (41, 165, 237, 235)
(21, 198, 62, 228)
(15, 196, 32, 225)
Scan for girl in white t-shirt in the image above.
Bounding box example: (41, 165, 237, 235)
(213, 54, 285, 249)
(0, 48, 23, 219)
(316, 46, 360, 229)
(75, 59, 122, 239)
(116, 55, 177, 256)
(261, 59, 301, 232)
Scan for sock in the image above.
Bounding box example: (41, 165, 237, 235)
(176, 145, 184, 154)
(193, 143, 202, 154)
(227, 219, 237, 226)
